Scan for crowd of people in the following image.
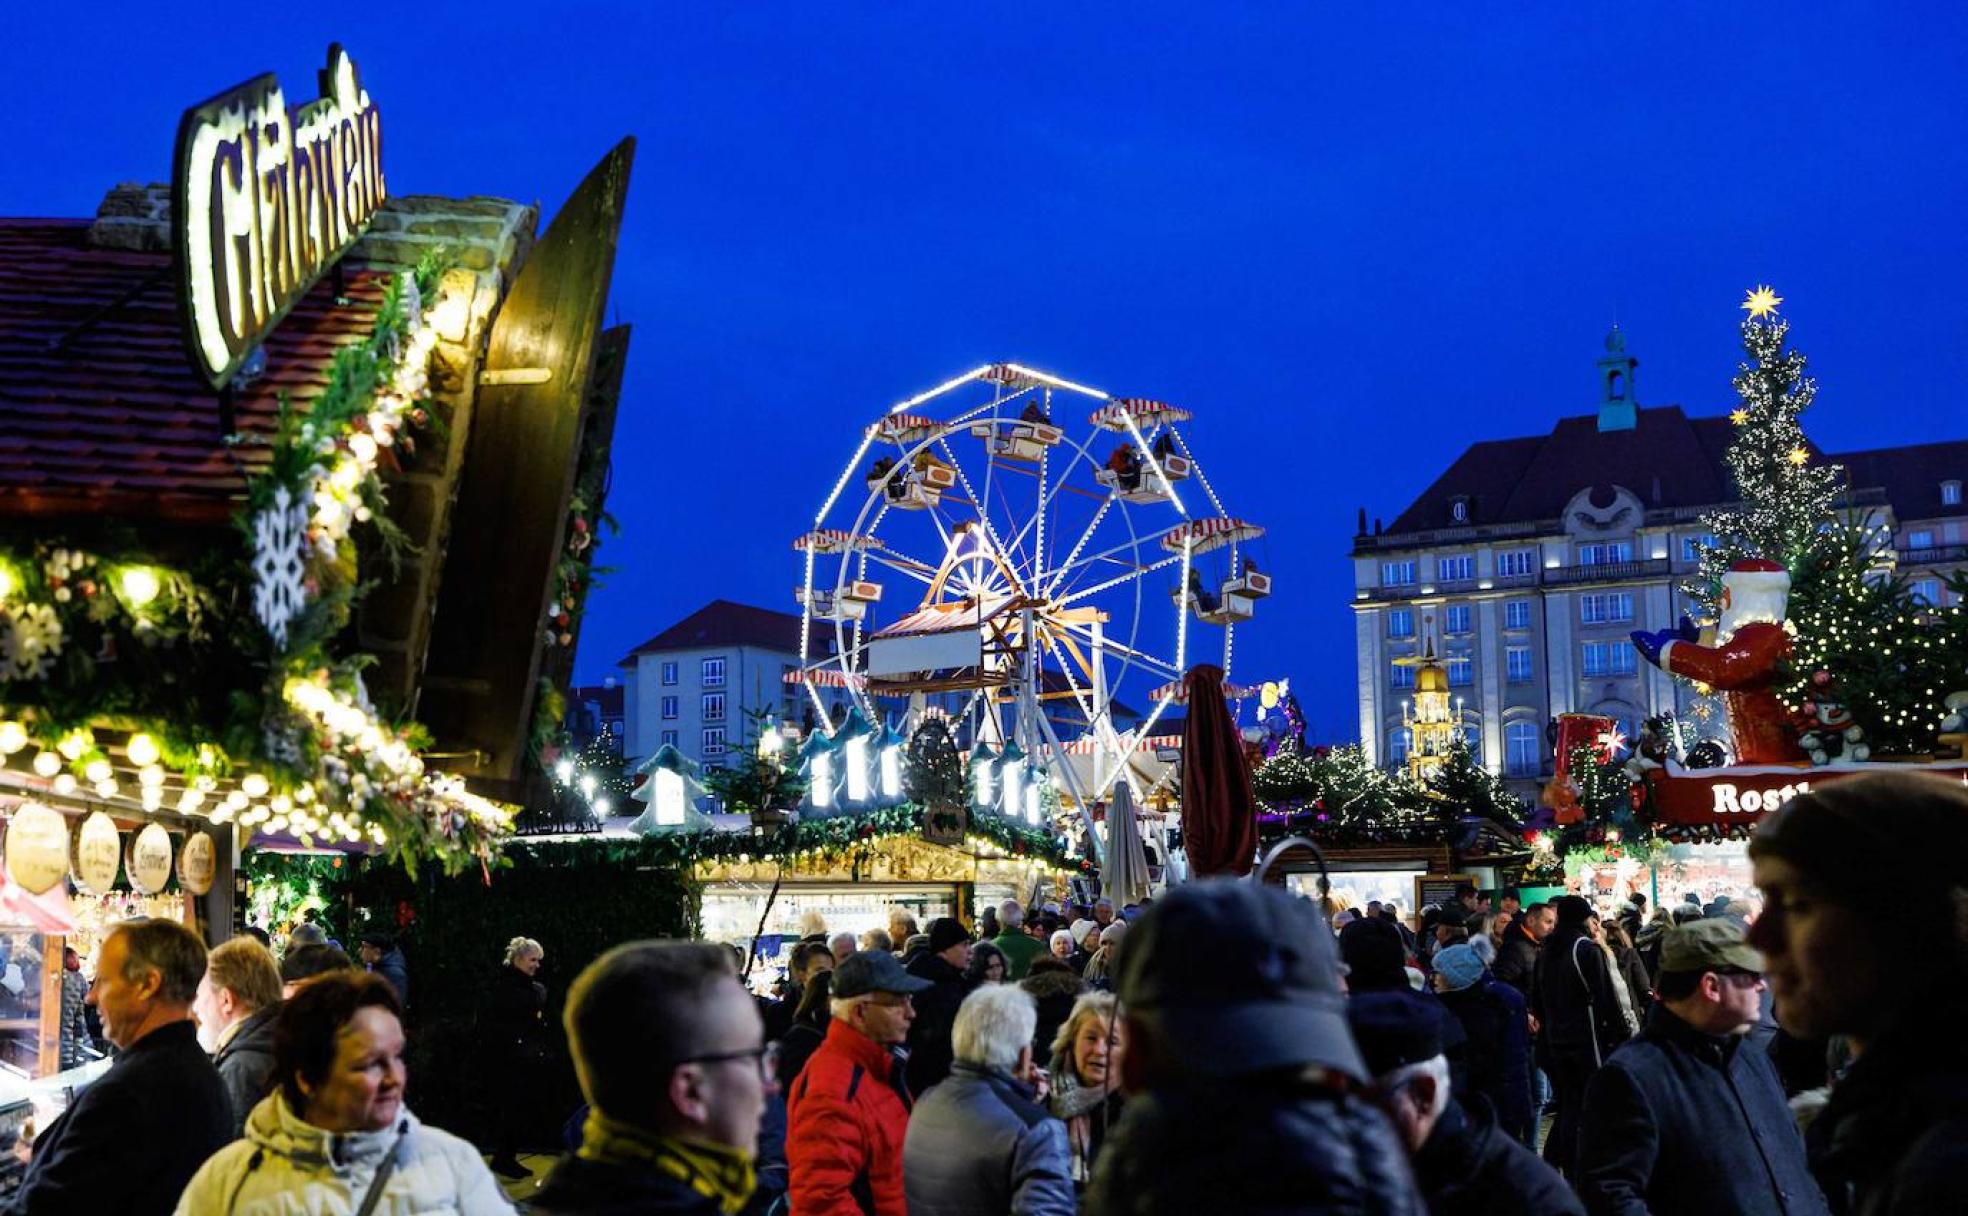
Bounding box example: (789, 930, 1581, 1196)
(2, 769, 1961, 1214)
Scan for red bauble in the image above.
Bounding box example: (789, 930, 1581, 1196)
(1813, 670, 1832, 687)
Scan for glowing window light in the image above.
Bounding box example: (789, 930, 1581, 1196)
(972, 757, 995, 808)
(1023, 771, 1042, 825)
(845, 736, 870, 803)
(811, 753, 834, 808)
(579, 774, 597, 798)
(555, 759, 574, 783)
(655, 767, 687, 827)
(1002, 762, 1024, 820)
(880, 743, 902, 800)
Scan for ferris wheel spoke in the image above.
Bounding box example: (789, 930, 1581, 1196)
(865, 552, 938, 586)
(1055, 553, 1181, 609)
(1053, 619, 1182, 680)
(1170, 428, 1231, 518)
(936, 436, 1032, 600)
(1043, 496, 1115, 599)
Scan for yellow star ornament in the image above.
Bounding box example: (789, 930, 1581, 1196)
(1731, 409, 1750, 426)
(1788, 447, 1811, 466)
(1743, 285, 1783, 319)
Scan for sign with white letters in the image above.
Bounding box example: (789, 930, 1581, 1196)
(173, 44, 385, 389)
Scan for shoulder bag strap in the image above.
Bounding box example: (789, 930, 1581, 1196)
(353, 1123, 411, 1216)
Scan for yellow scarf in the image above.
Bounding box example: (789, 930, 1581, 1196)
(577, 1108, 756, 1215)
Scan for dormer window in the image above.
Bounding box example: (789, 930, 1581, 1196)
(1449, 496, 1470, 523)
(1944, 480, 1962, 507)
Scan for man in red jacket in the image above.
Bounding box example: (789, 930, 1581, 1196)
(1633, 557, 1805, 765)
(786, 948, 930, 1214)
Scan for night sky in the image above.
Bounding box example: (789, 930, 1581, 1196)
(7, 6, 1966, 741)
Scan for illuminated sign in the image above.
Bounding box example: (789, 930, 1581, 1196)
(173, 44, 385, 389)
(1709, 781, 1813, 816)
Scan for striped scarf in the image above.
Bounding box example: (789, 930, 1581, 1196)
(577, 1109, 756, 1215)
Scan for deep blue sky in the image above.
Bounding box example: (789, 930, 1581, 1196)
(8, 6, 1966, 741)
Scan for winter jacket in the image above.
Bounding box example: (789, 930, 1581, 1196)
(4, 1019, 230, 1216)
(1609, 941, 1652, 1020)
(1084, 1074, 1428, 1216)
(484, 964, 547, 1065)
(531, 1154, 730, 1215)
(785, 1019, 912, 1216)
(174, 1092, 512, 1215)
(1533, 927, 1633, 1072)
(903, 1062, 1075, 1216)
(1493, 923, 1541, 997)
(903, 952, 968, 1096)
(1021, 967, 1086, 1061)
(1806, 979, 1968, 1216)
(1576, 1005, 1829, 1216)
(369, 946, 410, 1009)
(57, 969, 91, 1069)
(213, 1004, 281, 1138)
(993, 931, 1045, 981)
(1413, 1097, 1583, 1216)
(777, 1018, 827, 1089)
(1437, 975, 1536, 1143)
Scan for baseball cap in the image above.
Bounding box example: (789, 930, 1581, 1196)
(832, 948, 933, 998)
(1113, 880, 1365, 1082)
(1658, 917, 1764, 976)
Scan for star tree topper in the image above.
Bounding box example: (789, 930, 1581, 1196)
(1742, 285, 1783, 320)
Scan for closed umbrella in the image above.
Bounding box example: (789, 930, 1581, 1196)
(1101, 781, 1151, 908)
(1179, 663, 1259, 877)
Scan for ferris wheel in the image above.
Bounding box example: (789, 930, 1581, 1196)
(791, 362, 1268, 838)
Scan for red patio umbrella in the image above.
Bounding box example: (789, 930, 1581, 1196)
(1179, 663, 1259, 877)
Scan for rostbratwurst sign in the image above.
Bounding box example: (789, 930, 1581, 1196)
(173, 44, 384, 389)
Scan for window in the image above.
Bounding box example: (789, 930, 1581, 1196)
(1907, 530, 1935, 551)
(1497, 550, 1535, 578)
(1388, 729, 1412, 765)
(702, 693, 726, 723)
(1506, 722, 1541, 777)
(1439, 555, 1475, 581)
(701, 657, 727, 687)
(1580, 593, 1635, 624)
(1681, 534, 1716, 562)
(1506, 646, 1534, 684)
(660, 696, 679, 720)
(1944, 481, 1962, 507)
(1912, 578, 1941, 606)
(1388, 608, 1415, 638)
(1450, 498, 1469, 523)
(1391, 661, 1415, 690)
(1444, 605, 1472, 634)
(661, 729, 678, 748)
(1582, 641, 1638, 677)
(702, 728, 727, 759)
(1446, 656, 1473, 687)
(1578, 541, 1633, 566)
(1382, 560, 1417, 586)
(1504, 600, 1532, 630)
(660, 661, 679, 686)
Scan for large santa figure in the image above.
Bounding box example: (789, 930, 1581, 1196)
(1632, 556, 1807, 765)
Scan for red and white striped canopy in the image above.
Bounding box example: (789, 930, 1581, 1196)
(782, 669, 912, 700)
(1090, 398, 1193, 432)
(793, 529, 885, 555)
(1151, 678, 1256, 703)
(1057, 733, 1184, 755)
(865, 413, 940, 443)
(1160, 517, 1264, 556)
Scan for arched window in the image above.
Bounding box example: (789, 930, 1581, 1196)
(1505, 721, 1541, 777)
(1607, 370, 1626, 400)
(1451, 498, 1469, 522)
(1388, 728, 1412, 765)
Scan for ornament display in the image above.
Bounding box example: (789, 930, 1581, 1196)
(179, 832, 217, 896)
(73, 812, 121, 894)
(127, 823, 173, 895)
(1635, 560, 1804, 763)
(1797, 697, 1870, 765)
(4, 802, 70, 894)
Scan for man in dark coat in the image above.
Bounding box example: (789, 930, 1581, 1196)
(904, 918, 973, 1095)
(1493, 901, 1549, 996)
(3, 920, 231, 1216)
(1576, 918, 1829, 1216)
(357, 931, 410, 1008)
(1351, 991, 1582, 1216)
(1533, 895, 1633, 1177)
(1747, 771, 1968, 1216)
(1086, 882, 1427, 1216)
(534, 941, 772, 1216)
(192, 935, 285, 1138)
(1432, 944, 1536, 1145)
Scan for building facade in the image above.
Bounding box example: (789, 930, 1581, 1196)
(1352, 329, 1967, 794)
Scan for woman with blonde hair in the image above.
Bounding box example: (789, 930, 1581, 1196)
(1046, 992, 1126, 1188)
(486, 936, 547, 1179)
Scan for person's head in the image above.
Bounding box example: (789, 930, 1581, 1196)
(194, 937, 283, 1051)
(1365, 900, 1383, 917)
(1052, 992, 1124, 1089)
(953, 983, 1039, 1076)
(1069, 918, 1099, 950)
(1748, 771, 1968, 1041)
(1113, 880, 1363, 1093)
(965, 941, 1008, 985)
(1339, 916, 1410, 993)
(273, 971, 406, 1133)
(1092, 898, 1115, 926)
(505, 936, 544, 976)
(241, 925, 273, 950)
(287, 922, 327, 950)
(790, 940, 835, 987)
(357, 932, 392, 967)
(797, 909, 830, 940)
(280, 943, 356, 999)
(858, 928, 893, 955)
(999, 901, 1026, 931)
(828, 931, 857, 962)
(1097, 921, 1127, 955)
(1498, 888, 1522, 916)
(829, 949, 929, 1046)
(1602, 919, 1637, 953)
(887, 911, 919, 946)
(1349, 991, 1451, 1153)
(1584, 913, 1604, 942)
(90, 919, 207, 1049)
(1656, 918, 1766, 1036)
(1049, 930, 1075, 960)
(1522, 902, 1556, 940)
(1490, 909, 1513, 941)
(926, 918, 972, 971)
(1429, 943, 1487, 995)
(564, 941, 768, 1153)
(1452, 882, 1478, 912)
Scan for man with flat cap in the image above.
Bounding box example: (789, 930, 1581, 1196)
(1576, 917, 1829, 1216)
(786, 948, 930, 1215)
(1085, 880, 1426, 1215)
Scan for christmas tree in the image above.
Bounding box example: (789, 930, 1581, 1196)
(703, 710, 807, 821)
(1425, 738, 1527, 827)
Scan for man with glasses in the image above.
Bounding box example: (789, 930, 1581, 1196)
(533, 941, 774, 1215)
(787, 949, 929, 1215)
(1575, 918, 1829, 1216)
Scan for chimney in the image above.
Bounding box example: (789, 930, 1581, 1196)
(89, 183, 173, 253)
(1356, 507, 1368, 536)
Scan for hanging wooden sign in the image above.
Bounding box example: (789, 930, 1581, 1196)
(128, 823, 174, 895)
(5, 803, 71, 895)
(179, 832, 217, 896)
(173, 43, 386, 389)
(73, 812, 122, 894)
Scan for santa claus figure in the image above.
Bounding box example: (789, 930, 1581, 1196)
(1632, 557, 1806, 765)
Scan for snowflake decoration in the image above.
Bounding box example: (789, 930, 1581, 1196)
(0, 603, 64, 681)
(252, 485, 311, 650)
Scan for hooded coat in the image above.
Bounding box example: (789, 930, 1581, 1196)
(172, 1092, 512, 1215)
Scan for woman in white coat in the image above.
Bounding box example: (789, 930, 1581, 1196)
(176, 970, 512, 1215)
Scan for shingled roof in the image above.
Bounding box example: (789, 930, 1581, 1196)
(620, 599, 806, 664)
(0, 218, 391, 526)
(1829, 439, 1968, 524)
